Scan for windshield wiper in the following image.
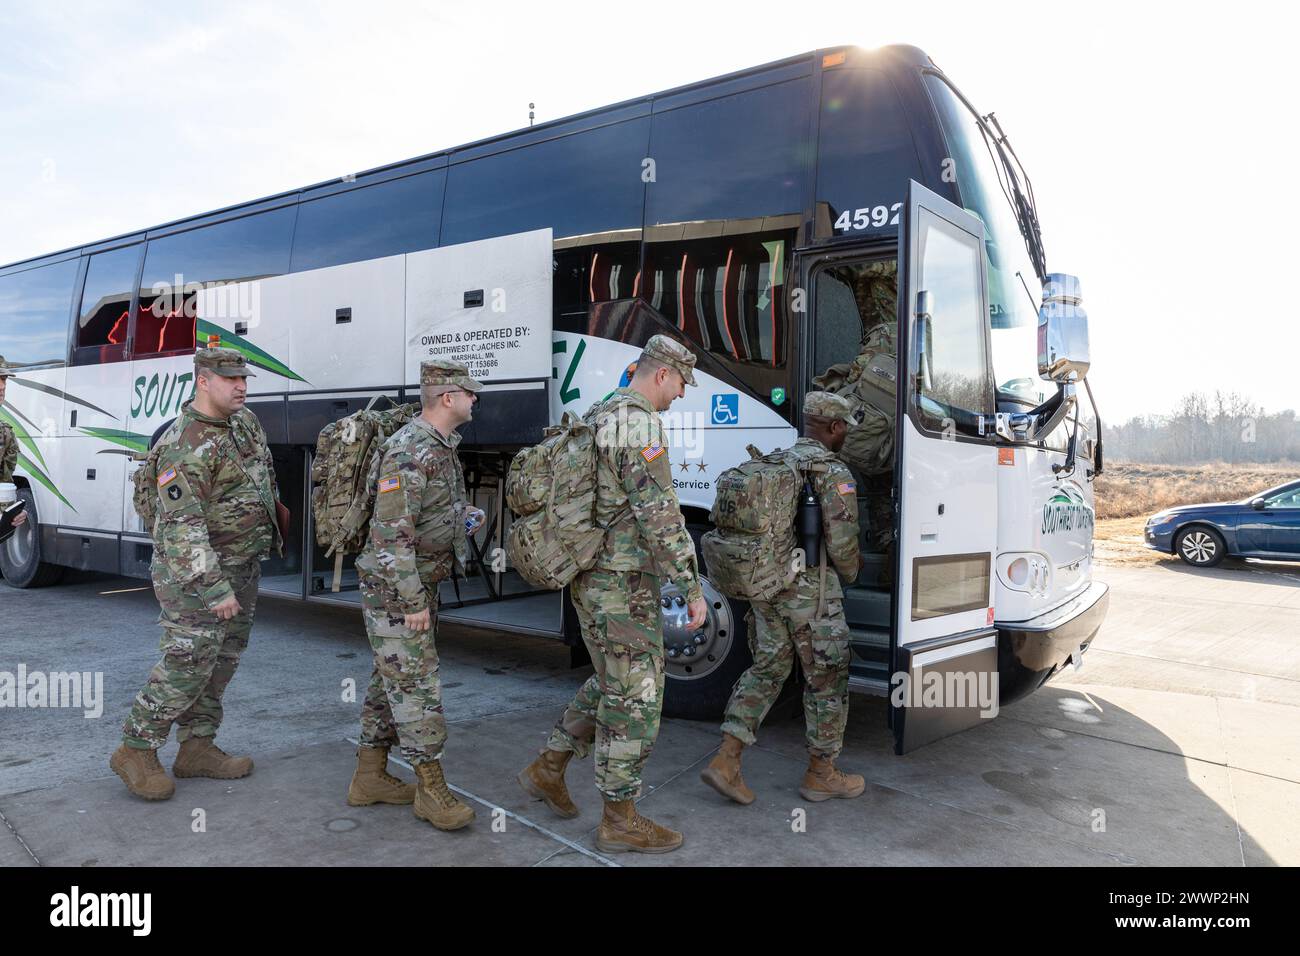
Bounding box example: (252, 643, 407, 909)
(980, 112, 1047, 283)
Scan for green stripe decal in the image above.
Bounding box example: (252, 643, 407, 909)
(197, 320, 309, 383)
(79, 427, 151, 454)
(16, 453, 74, 512)
(0, 405, 48, 469)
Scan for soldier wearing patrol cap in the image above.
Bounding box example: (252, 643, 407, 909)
(0, 357, 29, 529)
(348, 358, 484, 831)
(701, 390, 867, 806)
(517, 333, 705, 854)
(111, 341, 284, 800)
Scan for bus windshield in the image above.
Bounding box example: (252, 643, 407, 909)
(924, 74, 1049, 407)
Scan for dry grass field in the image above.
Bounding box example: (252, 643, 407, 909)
(1093, 461, 1300, 520)
(1092, 461, 1299, 565)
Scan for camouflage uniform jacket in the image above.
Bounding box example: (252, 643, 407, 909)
(0, 420, 16, 483)
(355, 417, 468, 616)
(151, 401, 281, 609)
(585, 388, 702, 604)
(784, 437, 860, 600)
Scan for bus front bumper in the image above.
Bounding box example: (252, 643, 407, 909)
(995, 580, 1110, 703)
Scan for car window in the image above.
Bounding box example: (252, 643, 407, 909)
(1265, 488, 1300, 508)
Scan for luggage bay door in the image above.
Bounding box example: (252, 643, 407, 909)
(891, 180, 1000, 754)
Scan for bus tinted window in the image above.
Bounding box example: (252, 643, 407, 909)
(141, 207, 296, 292)
(441, 119, 649, 246)
(291, 171, 444, 272)
(76, 245, 140, 350)
(643, 231, 791, 369)
(646, 80, 812, 227)
(138, 206, 296, 355)
(0, 259, 77, 365)
(814, 69, 922, 240)
(553, 241, 641, 332)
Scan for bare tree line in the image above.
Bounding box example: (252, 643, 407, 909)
(1106, 391, 1300, 464)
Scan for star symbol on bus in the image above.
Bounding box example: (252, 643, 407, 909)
(696, 461, 707, 472)
(679, 461, 690, 472)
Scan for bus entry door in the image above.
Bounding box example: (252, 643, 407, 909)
(891, 180, 1000, 754)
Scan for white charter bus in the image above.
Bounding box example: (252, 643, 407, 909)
(0, 45, 1107, 751)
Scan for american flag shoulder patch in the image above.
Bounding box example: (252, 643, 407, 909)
(837, 481, 857, 495)
(157, 467, 178, 487)
(641, 443, 665, 463)
(378, 475, 402, 494)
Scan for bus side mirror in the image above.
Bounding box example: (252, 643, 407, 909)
(913, 290, 934, 394)
(1037, 273, 1091, 383)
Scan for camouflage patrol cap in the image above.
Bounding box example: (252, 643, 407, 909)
(421, 359, 482, 393)
(804, 390, 857, 429)
(0, 354, 14, 379)
(640, 334, 697, 386)
(195, 346, 256, 378)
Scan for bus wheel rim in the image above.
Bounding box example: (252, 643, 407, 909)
(662, 577, 734, 682)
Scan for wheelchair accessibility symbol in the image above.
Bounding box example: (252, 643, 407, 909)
(711, 393, 739, 425)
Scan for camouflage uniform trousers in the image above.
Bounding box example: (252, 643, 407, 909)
(357, 571, 446, 767)
(123, 559, 261, 749)
(720, 576, 851, 758)
(545, 569, 664, 801)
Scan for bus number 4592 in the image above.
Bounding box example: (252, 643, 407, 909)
(835, 203, 902, 231)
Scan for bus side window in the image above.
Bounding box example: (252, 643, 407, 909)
(642, 231, 791, 369)
(72, 244, 141, 365)
(553, 241, 641, 333)
(0, 257, 79, 367)
(135, 206, 296, 356)
(291, 171, 444, 273)
(441, 118, 649, 248)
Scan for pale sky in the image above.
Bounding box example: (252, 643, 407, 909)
(1, 0, 1294, 423)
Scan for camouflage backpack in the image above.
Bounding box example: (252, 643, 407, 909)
(310, 399, 420, 571)
(130, 434, 176, 537)
(504, 411, 605, 590)
(814, 322, 897, 477)
(702, 445, 816, 602)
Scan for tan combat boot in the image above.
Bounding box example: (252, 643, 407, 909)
(413, 760, 475, 831)
(595, 799, 683, 854)
(110, 744, 176, 801)
(172, 737, 254, 779)
(699, 733, 755, 805)
(799, 754, 865, 801)
(347, 746, 416, 806)
(517, 748, 579, 818)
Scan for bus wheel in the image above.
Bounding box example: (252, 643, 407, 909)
(0, 487, 64, 588)
(661, 528, 753, 722)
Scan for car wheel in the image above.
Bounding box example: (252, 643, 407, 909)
(1175, 526, 1226, 568)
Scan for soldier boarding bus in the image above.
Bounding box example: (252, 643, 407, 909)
(0, 44, 1107, 753)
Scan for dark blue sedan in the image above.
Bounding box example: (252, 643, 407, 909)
(1145, 479, 1300, 567)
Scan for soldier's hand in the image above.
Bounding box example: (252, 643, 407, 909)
(404, 608, 431, 631)
(686, 597, 708, 631)
(11, 510, 25, 527)
(212, 594, 242, 621)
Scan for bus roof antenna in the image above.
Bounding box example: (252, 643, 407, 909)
(528, 102, 535, 127)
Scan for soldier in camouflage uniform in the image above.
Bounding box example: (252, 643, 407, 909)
(349, 359, 483, 832)
(0, 357, 29, 530)
(814, 259, 897, 581)
(701, 391, 867, 804)
(518, 334, 706, 854)
(111, 346, 283, 801)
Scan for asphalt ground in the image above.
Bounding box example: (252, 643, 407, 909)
(1, 556, 1296, 867)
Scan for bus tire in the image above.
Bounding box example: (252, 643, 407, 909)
(661, 527, 753, 722)
(0, 487, 64, 589)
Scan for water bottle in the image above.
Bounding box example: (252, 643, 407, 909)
(798, 480, 822, 567)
